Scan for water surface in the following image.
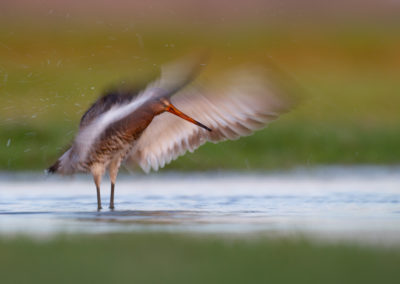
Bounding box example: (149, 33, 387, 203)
(1, 167, 400, 244)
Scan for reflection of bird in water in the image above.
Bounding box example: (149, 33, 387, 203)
(47, 56, 298, 210)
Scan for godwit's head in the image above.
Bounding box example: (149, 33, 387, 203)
(152, 97, 212, 132)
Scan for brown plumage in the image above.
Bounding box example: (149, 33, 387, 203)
(47, 56, 298, 210)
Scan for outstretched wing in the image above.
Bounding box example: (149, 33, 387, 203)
(79, 90, 138, 129)
(128, 67, 299, 173)
(79, 54, 205, 129)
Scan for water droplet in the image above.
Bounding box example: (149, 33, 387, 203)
(6, 139, 11, 147)
(136, 33, 144, 48)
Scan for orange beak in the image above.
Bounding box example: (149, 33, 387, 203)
(166, 104, 212, 132)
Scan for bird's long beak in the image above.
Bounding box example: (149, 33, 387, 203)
(166, 104, 212, 132)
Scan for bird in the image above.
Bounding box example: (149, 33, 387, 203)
(46, 55, 298, 210)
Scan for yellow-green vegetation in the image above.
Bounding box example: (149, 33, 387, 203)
(0, 233, 400, 284)
(1, 21, 400, 170)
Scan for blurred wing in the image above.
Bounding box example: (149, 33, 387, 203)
(79, 91, 137, 129)
(129, 67, 298, 173)
(79, 54, 205, 130)
(143, 53, 206, 100)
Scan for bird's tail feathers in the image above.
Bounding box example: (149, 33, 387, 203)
(45, 160, 60, 175)
(45, 148, 76, 175)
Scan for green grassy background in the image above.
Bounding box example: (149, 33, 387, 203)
(1, 17, 400, 284)
(1, 233, 400, 284)
(1, 22, 400, 171)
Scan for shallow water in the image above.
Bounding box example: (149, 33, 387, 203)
(1, 167, 400, 243)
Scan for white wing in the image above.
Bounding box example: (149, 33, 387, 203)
(129, 67, 298, 173)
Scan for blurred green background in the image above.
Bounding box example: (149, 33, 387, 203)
(1, 1, 399, 171)
(0, 233, 399, 284)
(1, 2, 400, 283)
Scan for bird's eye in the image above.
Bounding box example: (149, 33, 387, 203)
(160, 98, 170, 106)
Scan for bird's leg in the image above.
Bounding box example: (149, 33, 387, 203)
(110, 183, 115, 210)
(96, 184, 102, 210)
(108, 157, 122, 210)
(91, 164, 105, 211)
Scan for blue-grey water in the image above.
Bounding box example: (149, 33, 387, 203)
(0, 166, 400, 244)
